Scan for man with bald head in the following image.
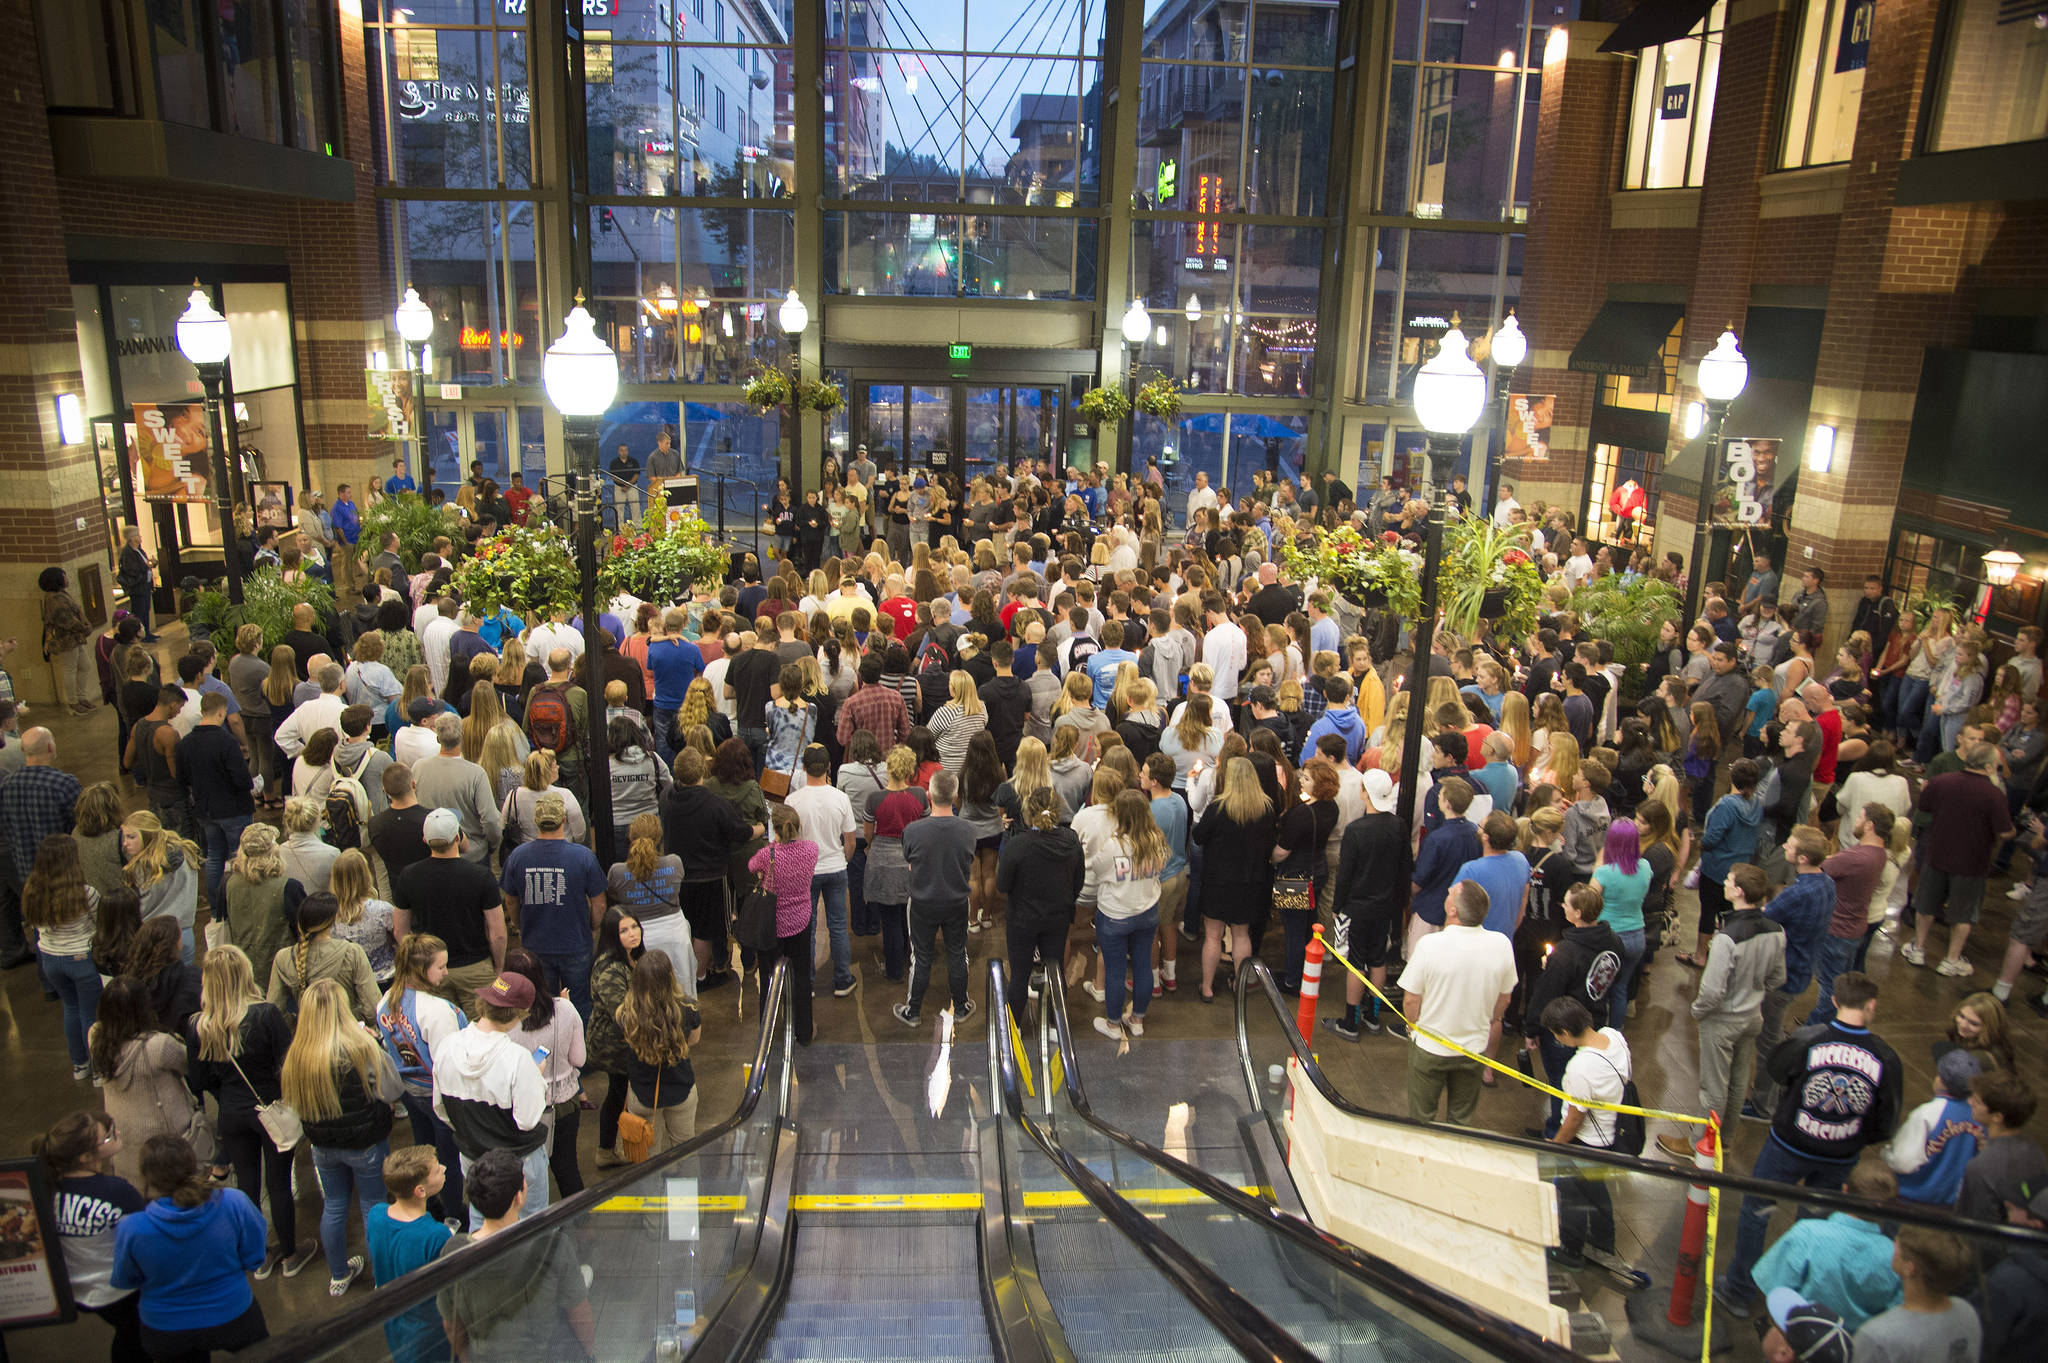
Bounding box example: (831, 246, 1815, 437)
(1245, 560, 1300, 630)
(276, 662, 348, 759)
(1800, 681, 1843, 809)
(0, 726, 81, 967)
(281, 603, 329, 682)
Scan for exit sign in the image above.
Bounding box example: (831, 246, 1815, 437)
(948, 343, 971, 361)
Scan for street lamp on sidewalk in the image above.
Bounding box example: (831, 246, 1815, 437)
(1685, 328, 1749, 621)
(779, 289, 809, 496)
(543, 293, 621, 865)
(1120, 297, 1151, 476)
(1399, 321, 1486, 830)
(1487, 312, 1526, 511)
(395, 286, 435, 487)
(175, 283, 241, 605)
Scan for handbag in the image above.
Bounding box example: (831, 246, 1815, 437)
(734, 844, 782, 954)
(154, 1037, 219, 1164)
(1271, 877, 1315, 913)
(759, 767, 792, 800)
(618, 1072, 659, 1164)
(228, 1051, 304, 1152)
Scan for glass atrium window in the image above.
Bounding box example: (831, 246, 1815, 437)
(1622, 1, 1725, 190)
(1925, 0, 2048, 152)
(1779, 0, 1866, 168)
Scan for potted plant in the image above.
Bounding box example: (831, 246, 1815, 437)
(799, 378, 845, 415)
(598, 488, 732, 603)
(1569, 572, 1684, 702)
(1134, 372, 1183, 422)
(1280, 525, 1423, 619)
(185, 567, 336, 659)
(1442, 514, 1543, 641)
(449, 522, 582, 620)
(743, 368, 793, 413)
(361, 492, 469, 572)
(1077, 384, 1132, 430)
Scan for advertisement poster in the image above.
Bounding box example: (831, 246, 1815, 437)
(0, 1164, 73, 1328)
(366, 369, 416, 443)
(1504, 394, 1554, 461)
(131, 403, 211, 502)
(1835, 0, 1873, 71)
(253, 482, 295, 530)
(1719, 437, 1778, 527)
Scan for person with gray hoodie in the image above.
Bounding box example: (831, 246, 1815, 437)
(302, 705, 393, 817)
(1659, 861, 1786, 1161)
(603, 715, 671, 855)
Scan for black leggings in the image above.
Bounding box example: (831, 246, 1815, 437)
(550, 1100, 584, 1198)
(757, 924, 815, 1045)
(219, 1106, 295, 1251)
(88, 1289, 149, 1363)
(600, 1071, 630, 1150)
(1006, 920, 1069, 1017)
(139, 1298, 267, 1363)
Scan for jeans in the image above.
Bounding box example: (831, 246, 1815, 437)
(848, 842, 876, 935)
(1096, 905, 1159, 1020)
(1724, 1138, 1854, 1298)
(738, 726, 769, 774)
(535, 946, 593, 1021)
(1938, 710, 1968, 760)
(1873, 674, 1901, 732)
(1556, 1173, 1617, 1257)
(1537, 1032, 1574, 1138)
(459, 1144, 550, 1228)
(652, 706, 680, 764)
(1896, 675, 1931, 748)
(201, 814, 254, 900)
(1609, 927, 1646, 1030)
(875, 901, 908, 980)
(39, 950, 101, 1068)
(1806, 934, 1863, 1025)
(814, 869, 853, 990)
(312, 1141, 390, 1278)
(402, 1092, 464, 1220)
(906, 900, 970, 1016)
(1915, 705, 1945, 765)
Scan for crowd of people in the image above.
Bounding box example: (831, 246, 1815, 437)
(2, 452, 2043, 1363)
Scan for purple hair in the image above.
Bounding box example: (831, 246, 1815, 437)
(1604, 819, 1641, 876)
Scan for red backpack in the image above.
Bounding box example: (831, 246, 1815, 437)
(526, 683, 578, 754)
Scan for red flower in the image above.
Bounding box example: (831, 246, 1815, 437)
(1503, 549, 1530, 566)
(1382, 531, 1401, 544)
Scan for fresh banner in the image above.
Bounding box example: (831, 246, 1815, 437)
(366, 369, 417, 443)
(1504, 395, 1553, 461)
(131, 403, 212, 502)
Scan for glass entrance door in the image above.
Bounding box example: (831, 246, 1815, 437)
(855, 383, 1065, 475)
(907, 386, 953, 465)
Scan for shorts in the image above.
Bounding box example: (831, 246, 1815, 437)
(679, 878, 730, 941)
(1155, 873, 1190, 935)
(1914, 866, 1984, 927)
(2013, 881, 2048, 950)
(975, 834, 1003, 853)
(1338, 906, 1400, 971)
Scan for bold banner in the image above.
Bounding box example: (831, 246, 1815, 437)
(1720, 437, 1779, 526)
(366, 369, 417, 443)
(131, 403, 212, 502)
(1504, 395, 1554, 461)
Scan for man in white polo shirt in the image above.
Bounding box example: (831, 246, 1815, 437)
(1400, 879, 1518, 1124)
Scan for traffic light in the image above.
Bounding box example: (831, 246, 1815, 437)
(599, 208, 616, 234)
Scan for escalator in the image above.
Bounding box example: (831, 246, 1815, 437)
(233, 957, 1602, 1363)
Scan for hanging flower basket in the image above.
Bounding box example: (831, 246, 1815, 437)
(598, 488, 732, 604)
(799, 378, 845, 415)
(743, 369, 793, 413)
(1442, 516, 1543, 641)
(449, 522, 582, 620)
(1280, 526, 1423, 621)
(1134, 373, 1184, 421)
(1480, 587, 1509, 620)
(1077, 385, 1132, 428)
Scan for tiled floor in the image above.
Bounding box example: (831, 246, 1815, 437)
(7, 629, 2046, 1360)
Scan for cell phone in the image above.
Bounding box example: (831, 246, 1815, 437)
(533, 1046, 550, 1067)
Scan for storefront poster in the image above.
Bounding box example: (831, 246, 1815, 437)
(366, 369, 416, 443)
(253, 482, 295, 530)
(1719, 437, 1778, 527)
(1835, 0, 1873, 72)
(1504, 395, 1554, 461)
(132, 403, 211, 502)
(0, 1164, 74, 1328)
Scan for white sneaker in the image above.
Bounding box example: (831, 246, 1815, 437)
(1900, 943, 1926, 966)
(1936, 957, 1973, 979)
(1093, 1016, 1123, 1040)
(1082, 981, 1105, 1002)
(2008, 883, 2031, 901)
(1125, 1014, 1145, 1037)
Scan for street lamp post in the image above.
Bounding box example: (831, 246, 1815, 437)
(780, 290, 809, 497)
(1184, 294, 1202, 387)
(1399, 322, 1486, 832)
(1120, 297, 1151, 477)
(543, 293, 622, 866)
(175, 284, 241, 606)
(1685, 328, 1749, 622)
(1487, 312, 1526, 513)
(395, 286, 434, 488)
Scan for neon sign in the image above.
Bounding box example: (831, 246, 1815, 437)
(459, 326, 525, 349)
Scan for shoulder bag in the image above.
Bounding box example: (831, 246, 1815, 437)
(735, 843, 782, 954)
(1597, 1051, 1646, 1156)
(156, 1033, 219, 1164)
(618, 1071, 659, 1164)
(227, 1048, 304, 1152)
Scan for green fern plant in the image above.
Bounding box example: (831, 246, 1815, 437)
(1569, 573, 1683, 702)
(362, 493, 467, 572)
(184, 568, 335, 658)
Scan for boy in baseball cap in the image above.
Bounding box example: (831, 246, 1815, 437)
(430, 963, 549, 1227)
(1323, 767, 1412, 1041)
(1760, 1289, 1853, 1363)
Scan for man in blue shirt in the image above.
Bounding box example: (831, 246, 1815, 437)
(1410, 776, 1482, 945)
(646, 608, 705, 764)
(1306, 592, 1341, 660)
(330, 483, 365, 604)
(499, 793, 606, 1019)
(1451, 812, 1531, 938)
(384, 458, 417, 498)
(1082, 619, 1139, 708)
(476, 606, 524, 652)
(1744, 825, 1837, 1120)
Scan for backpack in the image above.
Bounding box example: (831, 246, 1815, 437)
(1598, 1051, 1646, 1156)
(526, 682, 578, 754)
(325, 748, 373, 851)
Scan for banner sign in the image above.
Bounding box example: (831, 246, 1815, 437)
(366, 369, 416, 443)
(1720, 437, 1779, 526)
(1661, 84, 1691, 119)
(1503, 395, 1554, 461)
(0, 1163, 74, 1329)
(131, 403, 212, 502)
(1835, 0, 1873, 71)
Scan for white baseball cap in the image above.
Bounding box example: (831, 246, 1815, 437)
(1362, 768, 1397, 813)
(423, 808, 463, 845)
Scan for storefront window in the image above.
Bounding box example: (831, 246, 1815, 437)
(1622, 2, 1725, 190)
(1780, 0, 1866, 168)
(1925, 0, 2048, 153)
(587, 207, 797, 383)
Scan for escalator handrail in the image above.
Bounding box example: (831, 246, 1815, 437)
(985, 960, 1321, 1363)
(1038, 966, 1578, 1363)
(1233, 958, 2048, 1250)
(233, 960, 795, 1363)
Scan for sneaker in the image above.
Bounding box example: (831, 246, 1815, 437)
(330, 1256, 365, 1296)
(254, 1247, 286, 1281)
(833, 971, 860, 998)
(893, 1003, 921, 1028)
(2008, 883, 2031, 901)
(1082, 981, 1105, 1002)
(1584, 1247, 1651, 1291)
(698, 969, 737, 992)
(1711, 1277, 1757, 1319)
(1125, 1015, 1145, 1037)
(1093, 1016, 1124, 1040)
(1360, 1011, 1386, 1036)
(594, 1148, 627, 1170)
(1900, 943, 1926, 966)
(1936, 957, 1973, 978)
(1545, 1245, 1587, 1270)
(72, 1064, 90, 1082)
(281, 1244, 320, 1278)
(1383, 1013, 1409, 1040)
(955, 998, 975, 1021)
(968, 917, 984, 935)
(1320, 1016, 1361, 1043)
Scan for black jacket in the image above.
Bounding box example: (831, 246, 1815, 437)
(663, 783, 754, 880)
(177, 723, 255, 821)
(184, 1003, 292, 1113)
(1331, 811, 1410, 918)
(981, 675, 1031, 768)
(994, 826, 1085, 932)
(1764, 751, 1814, 836)
(300, 1059, 396, 1151)
(1765, 1020, 1903, 1162)
(1521, 922, 1623, 1038)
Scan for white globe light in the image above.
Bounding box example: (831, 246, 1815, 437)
(1184, 294, 1202, 324)
(1121, 297, 1152, 345)
(1984, 547, 2023, 589)
(175, 286, 233, 367)
(1491, 313, 1527, 370)
(1697, 327, 1749, 403)
(541, 299, 619, 417)
(1412, 324, 1487, 435)
(778, 289, 809, 336)
(395, 286, 434, 346)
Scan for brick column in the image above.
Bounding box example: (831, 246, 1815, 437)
(0, 7, 103, 704)
(1514, 23, 1623, 511)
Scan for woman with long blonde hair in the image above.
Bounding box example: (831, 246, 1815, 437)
(462, 666, 517, 762)
(1498, 690, 1535, 771)
(1087, 790, 1170, 1038)
(281, 978, 395, 1294)
(928, 668, 988, 777)
(503, 748, 589, 844)
(1047, 722, 1094, 815)
(1530, 691, 1568, 758)
(1002, 736, 1062, 822)
(121, 811, 202, 964)
(1160, 692, 1224, 789)
(617, 949, 703, 1154)
(218, 822, 296, 993)
(187, 944, 303, 1275)
(477, 721, 525, 804)
(1533, 731, 1581, 796)
(676, 676, 719, 738)
(1192, 756, 1278, 1002)
(328, 848, 396, 982)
